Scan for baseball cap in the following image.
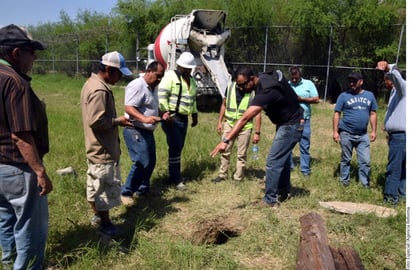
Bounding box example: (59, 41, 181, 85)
(347, 72, 363, 81)
(101, 51, 132, 76)
(0, 24, 46, 50)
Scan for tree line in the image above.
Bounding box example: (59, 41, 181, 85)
(28, 0, 405, 67)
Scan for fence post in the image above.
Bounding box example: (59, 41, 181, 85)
(76, 34, 79, 77)
(395, 24, 405, 65)
(323, 25, 333, 102)
(264, 25, 268, 72)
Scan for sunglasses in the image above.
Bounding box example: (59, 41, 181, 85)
(237, 79, 250, 89)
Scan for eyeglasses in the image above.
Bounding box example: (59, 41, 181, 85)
(237, 79, 250, 89)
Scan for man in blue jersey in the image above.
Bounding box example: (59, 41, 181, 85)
(333, 71, 377, 188)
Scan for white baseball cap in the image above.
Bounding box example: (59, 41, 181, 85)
(101, 51, 132, 76)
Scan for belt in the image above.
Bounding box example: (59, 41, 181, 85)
(125, 126, 153, 133)
(170, 112, 188, 121)
(387, 131, 405, 135)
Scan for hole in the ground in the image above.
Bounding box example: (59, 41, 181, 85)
(215, 230, 239, 245)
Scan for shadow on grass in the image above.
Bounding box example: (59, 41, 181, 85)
(245, 168, 266, 180)
(181, 158, 218, 182)
(376, 172, 386, 188)
(289, 185, 310, 199)
(46, 175, 192, 268)
(46, 221, 119, 268)
(117, 192, 190, 249)
(115, 159, 220, 251)
(332, 162, 365, 184)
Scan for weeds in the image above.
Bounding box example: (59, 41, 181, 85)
(19, 74, 406, 269)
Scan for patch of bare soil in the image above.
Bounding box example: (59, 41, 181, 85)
(191, 212, 244, 245)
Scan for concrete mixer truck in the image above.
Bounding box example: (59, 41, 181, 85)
(147, 9, 232, 110)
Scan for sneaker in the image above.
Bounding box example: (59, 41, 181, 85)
(211, 177, 225, 183)
(176, 182, 187, 191)
(91, 215, 101, 226)
(279, 192, 292, 202)
(362, 184, 370, 189)
(302, 173, 311, 179)
(121, 195, 135, 206)
(341, 181, 350, 187)
(99, 223, 120, 237)
(383, 195, 399, 206)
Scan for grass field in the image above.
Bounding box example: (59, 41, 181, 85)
(18, 74, 406, 269)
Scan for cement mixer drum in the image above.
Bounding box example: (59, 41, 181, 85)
(151, 9, 232, 104)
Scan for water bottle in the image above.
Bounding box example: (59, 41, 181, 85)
(251, 144, 259, 160)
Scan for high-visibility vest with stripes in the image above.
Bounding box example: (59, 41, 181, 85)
(225, 82, 254, 130)
(158, 70, 198, 115)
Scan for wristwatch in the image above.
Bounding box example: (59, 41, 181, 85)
(113, 118, 121, 125)
(222, 137, 230, 144)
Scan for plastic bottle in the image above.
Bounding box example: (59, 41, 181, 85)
(251, 144, 259, 160)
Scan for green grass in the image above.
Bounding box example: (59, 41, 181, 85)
(12, 73, 405, 269)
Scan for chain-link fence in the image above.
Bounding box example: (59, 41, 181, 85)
(33, 24, 405, 103)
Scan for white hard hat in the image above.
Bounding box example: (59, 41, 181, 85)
(176, 52, 196, 69)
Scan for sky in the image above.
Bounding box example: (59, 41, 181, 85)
(0, 0, 118, 27)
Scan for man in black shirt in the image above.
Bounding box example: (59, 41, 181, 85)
(211, 67, 303, 207)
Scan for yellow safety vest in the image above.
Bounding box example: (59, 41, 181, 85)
(225, 82, 254, 130)
(158, 70, 198, 115)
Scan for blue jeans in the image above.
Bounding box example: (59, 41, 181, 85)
(0, 163, 49, 270)
(122, 127, 156, 195)
(290, 119, 311, 175)
(265, 122, 303, 204)
(339, 131, 370, 186)
(384, 132, 406, 200)
(161, 116, 188, 184)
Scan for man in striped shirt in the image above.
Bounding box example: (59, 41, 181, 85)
(0, 24, 52, 270)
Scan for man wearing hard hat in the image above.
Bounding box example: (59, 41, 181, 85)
(158, 52, 198, 190)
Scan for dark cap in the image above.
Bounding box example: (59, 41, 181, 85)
(0, 24, 46, 50)
(347, 72, 363, 81)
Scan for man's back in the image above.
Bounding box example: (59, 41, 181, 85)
(80, 73, 120, 164)
(252, 71, 303, 126)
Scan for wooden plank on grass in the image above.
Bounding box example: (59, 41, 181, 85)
(319, 201, 397, 218)
(330, 246, 365, 270)
(296, 212, 335, 270)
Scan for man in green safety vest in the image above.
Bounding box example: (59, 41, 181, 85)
(159, 52, 198, 190)
(212, 68, 262, 183)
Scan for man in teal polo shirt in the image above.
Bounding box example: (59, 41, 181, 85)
(288, 66, 319, 177)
